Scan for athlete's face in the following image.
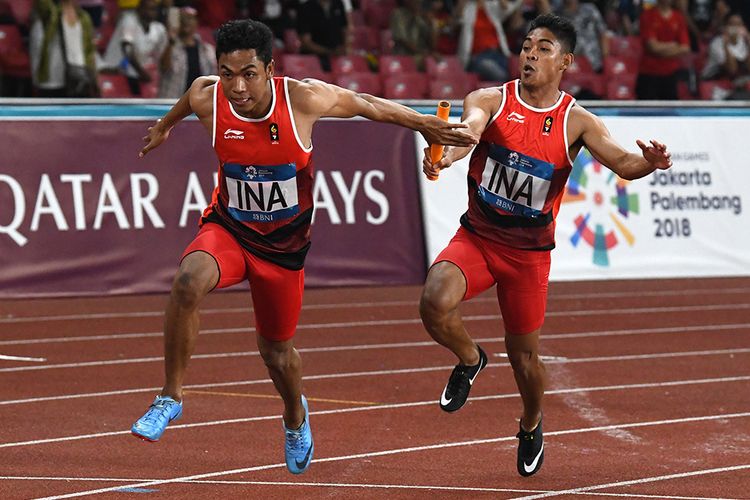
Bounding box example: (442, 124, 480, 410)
(519, 28, 572, 87)
(218, 49, 275, 117)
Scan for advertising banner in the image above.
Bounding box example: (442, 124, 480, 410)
(418, 114, 750, 280)
(0, 117, 426, 297)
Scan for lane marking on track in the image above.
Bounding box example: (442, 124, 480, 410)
(2, 344, 749, 374)
(2, 374, 749, 448)
(183, 390, 379, 407)
(507, 464, 750, 500)
(30, 412, 750, 500)
(1, 307, 748, 347)
(2, 355, 750, 408)
(0, 477, 736, 500)
(2, 286, 749, 324)
(0, 354, 46, 362)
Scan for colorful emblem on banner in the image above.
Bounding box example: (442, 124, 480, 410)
(563, 148, 640, 266)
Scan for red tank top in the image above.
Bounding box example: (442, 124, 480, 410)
(202, 77, 314, 269)
(462, 79, 576, 250)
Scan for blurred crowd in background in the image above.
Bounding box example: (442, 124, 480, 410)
(0, 0, 748, 100)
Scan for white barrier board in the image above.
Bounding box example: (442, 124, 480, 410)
(417, 115, 750, 280)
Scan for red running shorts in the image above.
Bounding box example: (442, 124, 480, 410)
(182, 223, 304, 342)
(433, 226, 551, 335)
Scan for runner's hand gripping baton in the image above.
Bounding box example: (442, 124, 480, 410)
(427, 100, 451, 181)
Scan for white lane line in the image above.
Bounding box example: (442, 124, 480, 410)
(508, 464, 750, 500)
(4, 286, 749, 324)
(3, 374, 749, 448)
(2, 343, 749, 374)
(0, 354, 46, 362)
(31, 412, 750, 500)
(2, 304, 748, 347)
(0, 477, 733, 500)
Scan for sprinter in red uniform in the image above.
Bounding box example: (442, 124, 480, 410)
(129, 19, 476, 474)
(420, 14, 673, 477)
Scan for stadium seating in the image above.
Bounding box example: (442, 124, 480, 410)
(425, 56, 464, 78)
(609, 35, 642, 59)
(336, 72, 382, 95)
(97, 74, 132, 98)
(0, 25, 30, 79)
(349, 26, 378, 53)
(379, 55, 417, 76)
(606, 78, 636, 100)
(429, 74, 477, 99)
(281, 54, 323, 75)
(698, 80, 733, 100)
(380, 29, 394, 54)
(361, 0, 396, 30)
(383, 73, 427, 99)
(603, 55, 639, 82)
(331, 55, 370, 76)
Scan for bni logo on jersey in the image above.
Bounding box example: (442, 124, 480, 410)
(563, 148, 640, 266)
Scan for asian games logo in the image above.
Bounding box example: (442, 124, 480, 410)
(564, 148, 640, 266)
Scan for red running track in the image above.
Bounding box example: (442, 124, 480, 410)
(0, 277, 749, 499)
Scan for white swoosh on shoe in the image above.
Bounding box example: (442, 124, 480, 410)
(523, 442, 544, 474)
(440, 386, 452, 406)
(468, 364, 483, 386)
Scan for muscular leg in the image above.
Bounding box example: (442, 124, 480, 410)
(258, 336, 304, 429)
(420, 262, 480, 365)
(161, 251, 219, 401)
(505, 329, 545, 431)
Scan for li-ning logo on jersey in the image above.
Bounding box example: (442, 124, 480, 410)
(224, 128, 245, 139)
(507, 111, 526, 124)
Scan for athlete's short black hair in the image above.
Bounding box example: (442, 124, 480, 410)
(528, 13, 577, 54)
(215, 19, 273, 65)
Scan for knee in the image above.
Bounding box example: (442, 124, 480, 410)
(419, 284, 456, 321)
(507, 348, 542, 377)
(260, 345, 295, 373)
(171, 269, 206, 309)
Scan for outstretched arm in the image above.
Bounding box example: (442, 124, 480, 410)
(576, 107, 672, 180)
(422, 87, 500, 178)
(139, 76, 217, 157)
(291, 79, 478, 147)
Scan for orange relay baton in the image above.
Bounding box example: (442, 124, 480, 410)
(427, 100, 451, 181)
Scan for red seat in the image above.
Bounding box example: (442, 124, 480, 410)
(561, 72, 604, 97)
(698, 80, 733, 100)
(0, 24, 23, 54)
(0, 25, 30, 78)
(284, 69, 331, 82)
(331, 55, 370, 76)
(429, 77, 470, 99)
(508, 54, 520, 80)
(566, 55, 594, 76)
(379, 55, 416, 76)
(603, 55, 638, 82)
(350, 9, 365, 26)
(336, 72, 382, 95)
(608, 35, 642, 59)
(425, 56, 465, 78)
(380, 29, 394, 54)
(8, 0, 32, 27)
(98, 74, 133, 98)
(197, 25, 215, 44)
(383, 73, 427, 99)
(606, 78, 636, 100)
(362, 0, 396, 30)
(281, 54, 322, 74)
(476, 80, 503, 89)
(283, 29, 301, 53)
(349, 26, 378, 53)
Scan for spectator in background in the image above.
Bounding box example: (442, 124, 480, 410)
(637, 0, 690, 99)
(456, 0, 523, 82)
(428, 0, 460, 55)
(615, 0, 640, 36)
(557, 0, 608, 72)
(298, 0, 348, 72)
(701, 12, 749, 84)
(102, 0, 168, 95)
(30, 0, 99, 97)
(78, 0, 103, 28)
(390, 0, 435, 69)
(158, 6, 215, 98)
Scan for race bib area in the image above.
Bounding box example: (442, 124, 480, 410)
(478, 145, 553, 218)
(224, 163, 299, 223)
(0, 103, 749, 296)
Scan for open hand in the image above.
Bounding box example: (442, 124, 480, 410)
(419, 115, 478, 147)
(139, 119, 172, 158)
(636, 139, 672, 170)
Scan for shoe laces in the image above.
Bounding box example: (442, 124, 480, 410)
(285, 424, 306, 452)
(447, 365, 470, 394)
(141, 401, 170, 425)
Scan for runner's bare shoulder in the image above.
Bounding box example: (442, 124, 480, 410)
(188, 76, 219, 119)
